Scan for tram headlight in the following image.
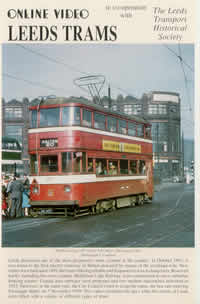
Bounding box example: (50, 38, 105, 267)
(64, 185, 71, 193)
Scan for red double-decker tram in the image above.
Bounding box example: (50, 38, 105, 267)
(28, 97, 153, 217)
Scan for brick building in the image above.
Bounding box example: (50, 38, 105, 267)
(2, 98, 30, 175)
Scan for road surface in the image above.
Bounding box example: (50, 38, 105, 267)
(2, 183, 194, 247)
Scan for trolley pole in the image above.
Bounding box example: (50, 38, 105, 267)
(108, 85, 112, 110)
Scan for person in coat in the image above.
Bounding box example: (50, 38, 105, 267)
(8, 175, 24, 218)
(22, 174, 30, 216)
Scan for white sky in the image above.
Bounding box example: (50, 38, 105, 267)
(2, 43, 194, 139)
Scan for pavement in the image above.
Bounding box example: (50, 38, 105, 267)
(154, 182, 183, 192)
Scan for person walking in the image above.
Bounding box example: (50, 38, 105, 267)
(6, 175, 14, 216)
(8, 175, 24, 218)
(2, 179, 8, 217)
(22, 174, 30, 216)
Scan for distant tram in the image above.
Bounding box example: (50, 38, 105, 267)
(28, 97, 153, 217)
(2, 137, 23, 176)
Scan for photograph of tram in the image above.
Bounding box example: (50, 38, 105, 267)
(29, 97, 153, 217)
(2, 43, 194, 248)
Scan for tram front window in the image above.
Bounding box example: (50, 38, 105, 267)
(62, 107, 80, 126)
(41, 155, 58, 172)
(62, 152, 72, 172)
(30, 154, 38, 174)
(73, 152, 81, 172)
(40, 108, 60, 127)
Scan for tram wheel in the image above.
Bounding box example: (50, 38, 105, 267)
(29, 208, 38, 218)
(73, 207, 79, 218)
(96, 202, 104, 214)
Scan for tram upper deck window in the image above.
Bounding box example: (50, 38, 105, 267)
(137, 124, 144, 137)
(128, 122, 136, 136)
(94, 112, 106, 130)
(30, 110, 37, 128)
(82, 109, 92, 127)
(40, 108, 60, 127)
(118, 119, 127, 135)
(145, 126, 151, 138)
(62, 107, 80, 126)
(40, 155, 58, 173)
(107, 116, 117, 132)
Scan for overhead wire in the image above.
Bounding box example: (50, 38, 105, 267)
(3, 72, 69, 93)
(163, 44, 193, 113)
(163, 44, 194, 72)
(178, 44, 192, 112)
(16, 44, 138, 98)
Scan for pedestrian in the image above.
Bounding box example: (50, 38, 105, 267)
(22, 174, 31, 216)
(6, 175, 14, 215)
(7, 174, 24, 218)
(2, 177, 8, 217)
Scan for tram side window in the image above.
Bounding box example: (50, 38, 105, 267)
(62, 152, 72, 172)
(30, 110, 37, 128)
(30, 154, 38, 174)
(139, 160, 146, 175)
(73, 152, 86, 172)
(118, 119, 127, 135)
(41, 155, 58, 172)
(62, 107, 80, 126)
(137, 124, 144, 137)
(108, 160, 118, 175)
(107, 116, 117, 132)
(88, 158, 94, 173)
(120, 159, 128, 174)
(96, 159, 107, 175)
(40, 108, 60, 127)
(73, 152, 81, 172)
(82, 109, 92, 127)
(128, 122, 136, 136)
(130, 160, 137, 174)
(94, 112, 106, 130)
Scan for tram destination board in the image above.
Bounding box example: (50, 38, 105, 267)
(40, 138, 58, 148)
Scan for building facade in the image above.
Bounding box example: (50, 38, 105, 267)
(102, 91, 182, 180)
(2, 98, 30, 175)
(141, 91, 182, 179)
